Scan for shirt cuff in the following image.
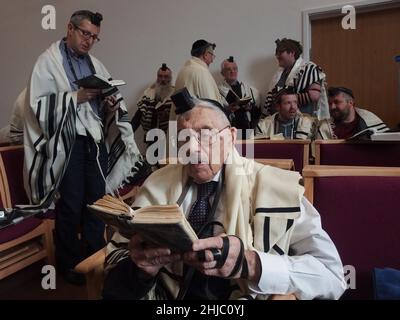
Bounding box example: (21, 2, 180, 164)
(248, 251, 290, 295)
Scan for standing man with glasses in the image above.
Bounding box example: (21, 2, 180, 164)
(23, 10, 143, 285)
(171, 39, 224, 120)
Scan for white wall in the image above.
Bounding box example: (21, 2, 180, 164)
(0, 0, 358, 131)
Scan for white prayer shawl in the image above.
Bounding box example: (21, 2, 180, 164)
(219, 80, 261, 109)
(171, 57, 224, 119)
(255, 112, 316, 140)
(106, 148, 304, 300)
(317, 107, 389, 139)
(23, 40, 143, 208)
(265, 58, 330, 120)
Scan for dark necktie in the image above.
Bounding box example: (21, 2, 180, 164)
(187, 181, 218, 235)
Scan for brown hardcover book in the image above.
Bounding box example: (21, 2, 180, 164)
(88, 195, 197, 252)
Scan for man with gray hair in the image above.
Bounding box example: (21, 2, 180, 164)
(103, 88, 346, 300)
(23, 10, 143, 284)
(171, 39, 224, 120)
(219, 56, 261, 139)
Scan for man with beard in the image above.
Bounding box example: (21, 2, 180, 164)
(131, 64, 175, 146)
(318, 87, 388, 139)
(219, 56, 261, 139)
(263, 38, 329, 120)
(256, 88, 316, 140)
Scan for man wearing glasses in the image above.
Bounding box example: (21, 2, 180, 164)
(103, 88, 346, 300)
(171, 39, 225, 120)
(23, 10, 143, 285)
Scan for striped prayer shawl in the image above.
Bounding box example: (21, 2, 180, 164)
(263, 58, 330, 120)
(105, 149, 303, 300)
(22, 40, 144, 210)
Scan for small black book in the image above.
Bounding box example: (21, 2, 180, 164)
(74, 74, 126, 89)
(225, 89, 252, 106)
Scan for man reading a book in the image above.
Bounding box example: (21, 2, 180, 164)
(317, 87, 389, 139)
(255, 87, 316, 140)
(103, 88, 346, 300)
(131, 63, 175, 146)
(22, 10, 144, 285)
(219, 56, 261, 139)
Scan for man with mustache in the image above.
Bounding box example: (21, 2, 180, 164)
(318, 87, 388, 139)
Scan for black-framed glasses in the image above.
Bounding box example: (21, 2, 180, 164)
(73, 24, 100, 42)
(179, 125, 231, 146)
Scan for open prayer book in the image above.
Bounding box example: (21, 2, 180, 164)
(346, 128, 397, 141)
(88, 195, 198, 252)
(74, 74, 126, 89)
(225, 89, 252, 106)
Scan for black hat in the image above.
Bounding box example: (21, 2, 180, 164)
(228, 56, 234, 63)
(160, 63, 169, 71)
(191, 39, 216, 56)
(171, 88, 195, 115)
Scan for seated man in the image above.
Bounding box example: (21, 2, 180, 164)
(318, 87, 389, 139)
(103, 88, 346, 300)
(255, 88, 316, 140)
(131, 64, 175, 147)
(219, 56, 261, 139)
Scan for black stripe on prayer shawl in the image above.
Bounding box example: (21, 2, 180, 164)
(286, 219, 294, 231)
(366, 123, 387, 130)
(48, 94, 56, 137)
(107, 135, 125, 174)
(263, 217, 270, 252)
(256, 207, 300, 213)
(273, 244, 284, 255)
(35, 100, 42, 124)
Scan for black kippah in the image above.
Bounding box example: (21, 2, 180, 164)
(228, 56, 234, 63)
(161, 63, 168, 71)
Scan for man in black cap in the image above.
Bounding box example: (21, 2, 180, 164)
(318, 86, 388, 139)
(172, 39, 224, 119)
(219, 56, 261, 139)
(131, 64, 175, 146)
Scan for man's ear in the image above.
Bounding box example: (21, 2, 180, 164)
(230, 127, 238, 145)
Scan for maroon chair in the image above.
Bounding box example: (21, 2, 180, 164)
(0, 146, 54, 280)
(315, 140, 400, 167)
(303, 165, 400, 299)
(236, 140, 310, 173)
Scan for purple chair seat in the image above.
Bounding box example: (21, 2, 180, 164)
(0, 217, 43, 244)
(313, 176, 400, 299)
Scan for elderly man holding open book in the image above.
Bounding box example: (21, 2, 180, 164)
(102, 88, 346, 300)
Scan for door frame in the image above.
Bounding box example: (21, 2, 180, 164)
(302, 0, 400, 61)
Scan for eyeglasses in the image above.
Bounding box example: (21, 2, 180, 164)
(179, 125, 230, 146)
(73, 24, 100, 42)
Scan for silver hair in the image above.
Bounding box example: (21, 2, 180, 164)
(177, 99, 230, 127)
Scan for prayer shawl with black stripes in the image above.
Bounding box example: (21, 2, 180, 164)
(105, 148, 303, 300)
(22, 40, 143, 209)
(136, 85, 175, 135)
(317, 107, 389, 139)
(263, 58, 330, 120)
(255, 112, 316, 140)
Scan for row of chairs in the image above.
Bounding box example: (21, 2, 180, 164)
(236, 139, 400, 172)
